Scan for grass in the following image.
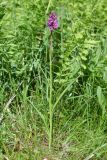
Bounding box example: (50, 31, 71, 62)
(0, 0, 107, 159)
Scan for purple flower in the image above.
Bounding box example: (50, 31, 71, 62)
(48, 12, 58, 31)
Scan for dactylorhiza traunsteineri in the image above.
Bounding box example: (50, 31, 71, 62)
(47, 12, 58, 31)
(47, 11, 59, 149)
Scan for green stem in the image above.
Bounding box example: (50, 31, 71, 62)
(49, 33, 53, 150)
(46, 0, 52, 14)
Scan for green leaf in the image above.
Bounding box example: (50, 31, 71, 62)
(81, 55, 87, 61)
(97, 86, 106, 117)
(103, 69, 107, 83)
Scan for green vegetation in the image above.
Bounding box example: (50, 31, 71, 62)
(0, 0, 107, 159)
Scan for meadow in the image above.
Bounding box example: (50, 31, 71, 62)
(0, 0, 107, 159)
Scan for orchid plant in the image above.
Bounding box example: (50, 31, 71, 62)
(47, 12, 59, 149)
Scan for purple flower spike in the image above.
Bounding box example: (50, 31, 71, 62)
(48, 12, 58, 31)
